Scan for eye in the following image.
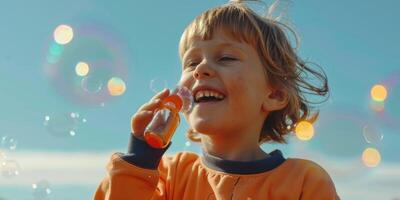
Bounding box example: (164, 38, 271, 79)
(218, 56, 237, 62)
(185, 61, 199, 69)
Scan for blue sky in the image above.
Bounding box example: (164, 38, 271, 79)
(0, 0, 399, 199)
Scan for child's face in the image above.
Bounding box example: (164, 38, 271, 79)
(179, 29, 274, 137)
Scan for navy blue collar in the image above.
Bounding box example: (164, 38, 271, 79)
(201, 149, 286, 175)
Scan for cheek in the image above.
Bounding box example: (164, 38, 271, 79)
(178, 72, 193, 88)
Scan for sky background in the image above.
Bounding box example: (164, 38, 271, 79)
(0, 0, 399, 199)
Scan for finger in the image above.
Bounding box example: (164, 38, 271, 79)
(138, 98, 162, 111)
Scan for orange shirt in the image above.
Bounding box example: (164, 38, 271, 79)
(94, 135, 340, 200)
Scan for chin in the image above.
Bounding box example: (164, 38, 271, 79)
(189, 117, 216, 134)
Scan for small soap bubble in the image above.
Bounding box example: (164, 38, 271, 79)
(185, 141, 191, 147)
(150, 78, 168, 93)
(1, 136, 18, 151)
(82, 118, 87, 123)
(1, 159, 21, 178)
(32, 180, 52, 200)
(362, 125, 383, 144)
(81, 75, 103, 93)
(44, 112, 83, 137)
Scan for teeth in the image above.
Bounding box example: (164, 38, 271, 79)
(195, 90, 225, 102)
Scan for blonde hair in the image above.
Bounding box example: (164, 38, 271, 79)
(179, 0, 329, 144)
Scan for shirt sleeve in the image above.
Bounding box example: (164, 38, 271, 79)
(93, 133, 172, 200)
(300, 162, 341, 200)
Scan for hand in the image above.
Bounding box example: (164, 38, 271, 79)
(131, 89, 170, 140)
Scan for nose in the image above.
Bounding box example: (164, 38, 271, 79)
(193, 59, 214, 79)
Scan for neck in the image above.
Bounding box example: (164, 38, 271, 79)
(200, 132, 269, 161)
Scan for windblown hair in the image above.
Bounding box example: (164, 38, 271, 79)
(179, 0, 329, 144)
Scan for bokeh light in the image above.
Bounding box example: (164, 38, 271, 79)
(362, 147, 381, 167)
(1, 136, 18, 151)
(107, 77, 126, 96)
(32, 180, 52, 200)
(372, 72, 400, 129)
(53, 25, 74, 45)
(369, 100, 385, 113)
(295, 121, 314, 141)
(46, 43, 64, 64)
(1, 159, 20, 178)
(370, 84, 387, 102)
(75, 61, 89, 76)
(0, 151, 6, 162)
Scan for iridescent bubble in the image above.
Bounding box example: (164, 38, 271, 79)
(43, 22, 129, 106)
(81, 75, 103, 93)
(1, 159, 21, 178)
(150, 78, 168, 93)
(32, 180, 52, 200)
(362, 125, 383, 144)
(53, 24, 74, 45)
(310, 108, 368, 159)
(1, 136, 18, 151)
(43, 112, 84, 137)
(107, 77, 126, 96)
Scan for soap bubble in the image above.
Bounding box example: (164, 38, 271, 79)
(81, 75, 103, 93)
(1, 136, 18, 151)
(150, 78, 169, 93)
(32, 180, 52, 200)
(43, 22, 129, 106)
(362, 125, 383, 145)
(311, 108, 368, 159)
(1, 159, 21, 178)
(44, 112, 84, 137)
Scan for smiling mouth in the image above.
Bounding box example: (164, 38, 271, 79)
(194, 96, 225, 104)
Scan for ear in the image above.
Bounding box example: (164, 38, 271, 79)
(262, 87, 289, 113)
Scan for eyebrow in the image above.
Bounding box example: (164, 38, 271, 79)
(182, 42, 246, 61)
